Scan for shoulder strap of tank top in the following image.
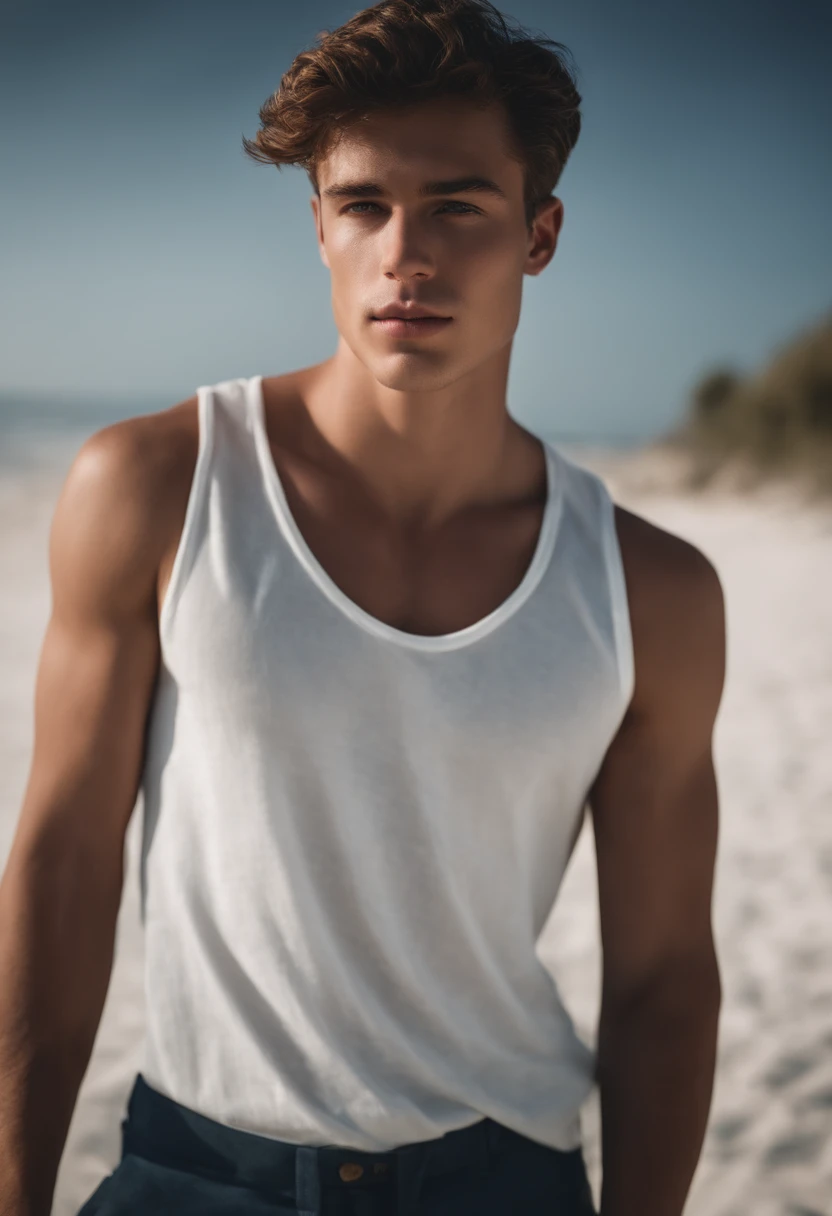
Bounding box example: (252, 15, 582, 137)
(596, 474, 635, 706)
(552, 446, 635, 707)
(158, 381, 216, 646)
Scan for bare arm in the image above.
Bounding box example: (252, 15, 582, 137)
(0, 417, 182, 1216)
(590, 508, 726, 1216)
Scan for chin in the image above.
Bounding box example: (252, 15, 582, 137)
(370, 354, 464, 394)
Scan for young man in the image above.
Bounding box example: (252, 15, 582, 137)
(0, 2, 724, 1214)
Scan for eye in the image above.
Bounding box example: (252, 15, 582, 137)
(343, 201, 480, 216)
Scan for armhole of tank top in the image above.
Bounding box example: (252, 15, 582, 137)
(599, 480, 636, 709)
(157, 384, 215, 649)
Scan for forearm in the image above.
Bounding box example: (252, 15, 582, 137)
(0, 852, 118, 1216)
(0, 1046, 92, 1216)
(595, 989, 720, 1216)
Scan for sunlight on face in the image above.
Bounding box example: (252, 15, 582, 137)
(310, 97, 554, 394)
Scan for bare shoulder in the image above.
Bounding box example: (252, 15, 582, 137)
(50, 395, 200, 618)
(67, 393, 199, 499)
(612, 503, 726, 723)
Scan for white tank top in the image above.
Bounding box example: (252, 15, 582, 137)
(138, 374, 634, 1152)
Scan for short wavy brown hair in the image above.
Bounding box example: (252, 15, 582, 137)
(242, 0, 582, 230)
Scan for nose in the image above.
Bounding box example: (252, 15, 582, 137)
(379, 211, 435, 282)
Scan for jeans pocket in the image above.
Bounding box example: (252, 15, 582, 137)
(75, 1173, 117, 1216)
(489, 1138, 597, 1215)
(76, 1154, 293, 1215)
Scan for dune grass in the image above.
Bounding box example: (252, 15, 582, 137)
(668, 310, 832, 497)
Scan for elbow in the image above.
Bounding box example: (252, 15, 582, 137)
(600, 951, 722, 1029)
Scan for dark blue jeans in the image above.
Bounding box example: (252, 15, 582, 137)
(77, 1073, 597, 1215)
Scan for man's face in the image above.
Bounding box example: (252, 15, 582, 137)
(310, 96, 563, 393)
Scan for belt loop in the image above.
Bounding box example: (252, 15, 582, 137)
(294, 1146, 321, 1216)
(396, 1143, 430, 1216)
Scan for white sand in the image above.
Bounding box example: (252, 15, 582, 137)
(1, 442, 830, 1216)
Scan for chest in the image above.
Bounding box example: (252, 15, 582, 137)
(270, 449, 548, 639)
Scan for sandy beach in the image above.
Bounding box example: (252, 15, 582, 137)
(1, 440, 830, 1216)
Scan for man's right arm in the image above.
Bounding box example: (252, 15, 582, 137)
(0, 417, 178, 1216)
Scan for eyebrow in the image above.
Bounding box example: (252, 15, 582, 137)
(321, 175, 509, 202)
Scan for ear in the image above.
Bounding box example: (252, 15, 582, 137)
(310, 195, 330, 269)
(524, 197, 564, 278)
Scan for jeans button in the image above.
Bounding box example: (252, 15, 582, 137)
(339, 1162, 364, 1182)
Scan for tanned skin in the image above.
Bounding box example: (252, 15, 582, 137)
(0, 94, 722, 1216)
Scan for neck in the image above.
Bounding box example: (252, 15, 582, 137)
(296, 335, 532, 528)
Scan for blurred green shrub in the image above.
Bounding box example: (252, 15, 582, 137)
(677, 310, 832, 491)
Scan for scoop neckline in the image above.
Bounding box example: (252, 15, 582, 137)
(248, 373, 563, 653)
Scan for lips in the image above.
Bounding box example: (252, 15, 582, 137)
(371, 316, 453, 336)
(371, 304, 452, 321)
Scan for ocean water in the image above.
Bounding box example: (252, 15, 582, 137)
(0, 392, 173, 477)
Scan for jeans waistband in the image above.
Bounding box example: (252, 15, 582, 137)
(121, 1073, 587, 1216)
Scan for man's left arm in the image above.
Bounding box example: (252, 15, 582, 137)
(589, 507, 726, 1216)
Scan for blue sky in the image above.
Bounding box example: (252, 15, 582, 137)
(2, 0, 830, 441)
